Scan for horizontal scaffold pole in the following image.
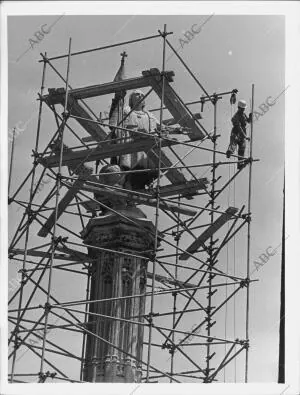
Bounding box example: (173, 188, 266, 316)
(40, 32, 173, 62)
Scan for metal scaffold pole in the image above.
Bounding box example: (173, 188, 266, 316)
(170, 197, 180, 382)
(245, 84, 255, 382)
(8, 128, 16, 198)
(205, 94, 218, 382)
(10, 54, 48, 383)
(39, 39, 72, 379)
(145, 23, 167, 383)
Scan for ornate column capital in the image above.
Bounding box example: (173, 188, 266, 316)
(81, 210, 157, 255)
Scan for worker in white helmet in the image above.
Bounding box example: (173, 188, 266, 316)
(226, 99, 252, 170)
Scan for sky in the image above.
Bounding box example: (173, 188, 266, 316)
(1, 2, 300, 395)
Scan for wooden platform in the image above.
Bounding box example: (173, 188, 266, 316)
(180, 207, 239, 260)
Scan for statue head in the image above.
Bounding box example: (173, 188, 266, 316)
(129, 90, 145, 111)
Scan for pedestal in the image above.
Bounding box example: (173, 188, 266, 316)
(81, 208, 155, 382)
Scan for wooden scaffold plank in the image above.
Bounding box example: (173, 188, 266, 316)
(43, 71, 175, 105)
(147, 272, 196, 289)
(142, 68, 206, 141)
(38, 178, 86, 237)
(66, 97, 107, 141)
(149, 178, 208, 198)
(38, 137, 180, 169)
(77, 176, 208, 214)
(69, 182, 197, 217)
(38, 140, 98, 237)
(180, 207, 239, 260)
(9, 248, 91, 262)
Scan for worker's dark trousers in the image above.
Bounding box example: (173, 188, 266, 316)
(226, 132, 246, 169)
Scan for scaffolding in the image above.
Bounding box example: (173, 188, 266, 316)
(8, 25, 257, 383)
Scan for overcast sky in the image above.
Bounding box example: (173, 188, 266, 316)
(2, 2, 299, 393)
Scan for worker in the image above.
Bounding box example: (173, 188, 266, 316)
(226, 100, 252, 170)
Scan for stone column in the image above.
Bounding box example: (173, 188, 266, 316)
(81, 208, 155, 383)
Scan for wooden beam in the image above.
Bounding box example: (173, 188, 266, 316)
(180, 207, 239, 260)
(147, 272, 197, 289)
(38, 179, 85, 237)
(39, 137, 180, 169)
(71, 182, 197, 217)
(9, 248, 90, 262)
(66, 97, 107, 141)
(78, 199, 102, 213)
(80, 112, 203, 143)
(50, 96, 107, 142)
(145, 178, 208, 198)
(37, 140, 97, 238)
(43, 70, 175, 105)
(55, 245, 92, 262)
(162, 112, 202, 125)
(143, 68, 206, 141)
(147, 147, 186, 185)
(37, 155, 195, 237)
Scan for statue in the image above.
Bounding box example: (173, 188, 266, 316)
(95, 89, 161, 213)
(113, 89, 160, 190)
(94, 54, 180, 214)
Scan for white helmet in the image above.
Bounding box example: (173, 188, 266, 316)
(238, 100, 247, 109)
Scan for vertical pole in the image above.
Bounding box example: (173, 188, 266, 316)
(278, 173, 285, 382)
(80, 266, 91, 380)
(146, 24, 167, 382)
(8, 127, 16, 197)
(205, 94, 217, 382)
(170, 197, 180, 381)
(10, 54, 47, 383)
(39, 39, 72, 377)
(245, 84, 254, 382)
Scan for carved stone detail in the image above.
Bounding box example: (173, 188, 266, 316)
(82, 212, 155, 383)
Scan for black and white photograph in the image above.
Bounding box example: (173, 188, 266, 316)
(1, 2, 299, 395)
